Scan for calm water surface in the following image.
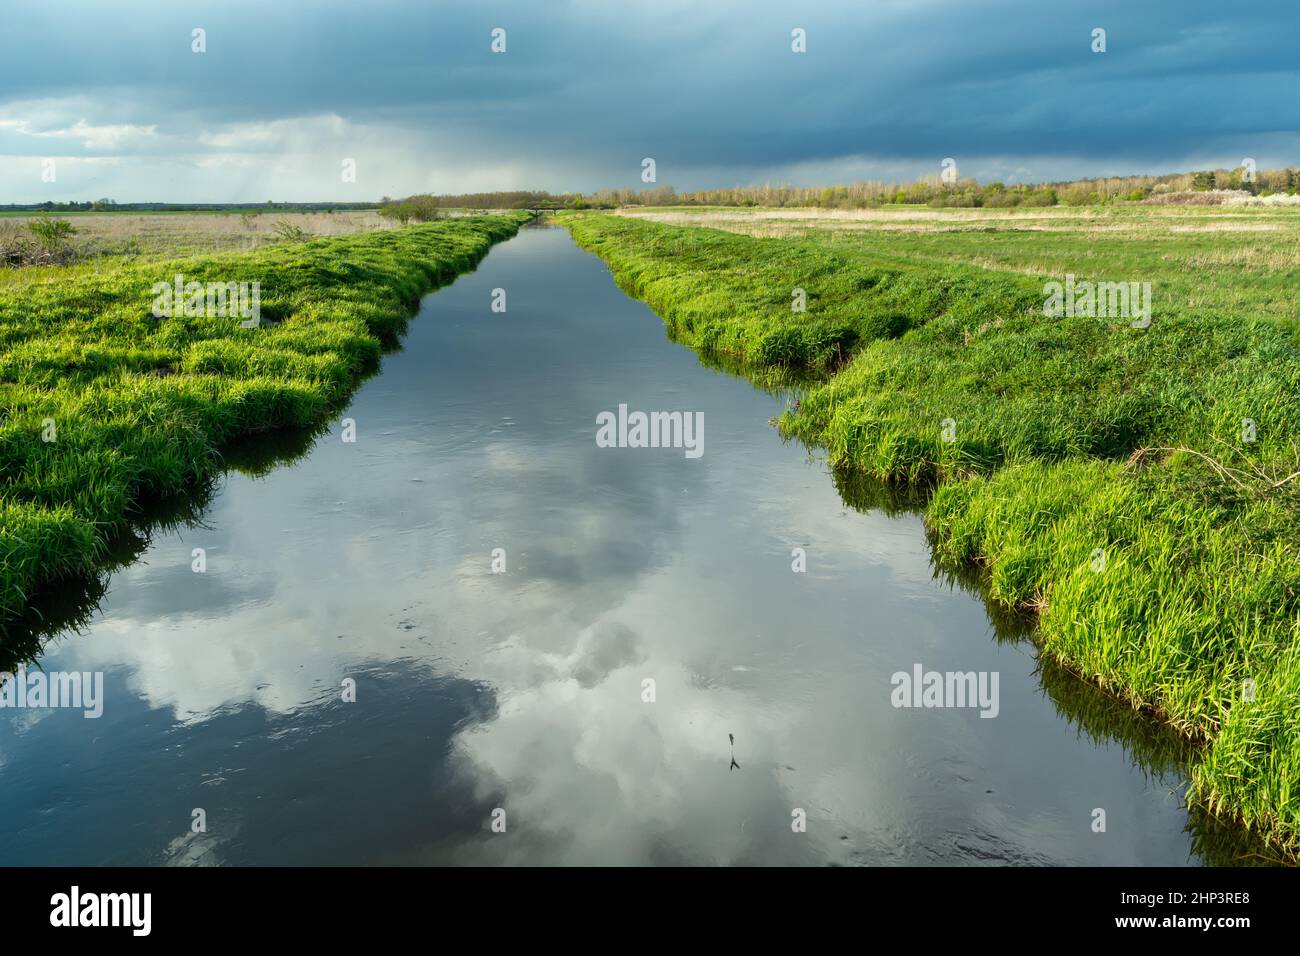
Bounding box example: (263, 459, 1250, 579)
(0, 226, 1236, 864)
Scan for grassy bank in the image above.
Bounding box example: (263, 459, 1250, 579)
(619, 204, 1300, 320)
(563, 211, 1300, 855)
(0, 213, 530, 626)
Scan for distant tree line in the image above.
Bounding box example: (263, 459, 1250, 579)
(379, 166, 1300, 217)
(22, 165, 1300, 221)
(0, 201, 382, 213)
(0, 198, 119, 212)
(670, 165, 1300, 209)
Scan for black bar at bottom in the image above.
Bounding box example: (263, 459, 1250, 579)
(0, 865, 1287, 941)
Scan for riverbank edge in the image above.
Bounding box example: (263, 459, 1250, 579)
(0, 213, 532, 633)
(559, 212, 1299, 860)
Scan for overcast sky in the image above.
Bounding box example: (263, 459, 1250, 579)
(2, 0, 1297, 202)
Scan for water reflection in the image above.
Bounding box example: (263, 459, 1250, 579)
(0, 660, 497, 865)
(0, 227, 1275, 866)
(0, 414, 330, 673)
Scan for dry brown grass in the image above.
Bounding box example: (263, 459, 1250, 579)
(0, 210, 397, 261)
(620, 204, 1300, 242)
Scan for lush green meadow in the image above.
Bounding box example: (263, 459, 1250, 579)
(621, 204, 1300, 320)
(563, 208, 1300, 854)
(0, 213, 529, 626)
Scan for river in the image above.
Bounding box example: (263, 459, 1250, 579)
(0, 224, 1238, 865)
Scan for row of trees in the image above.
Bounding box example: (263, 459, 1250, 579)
(20, 165, 1300, 222)
(6, 198, 119, 212)
(671, 165, 1300, 209)
(377, 190, 594, 212)
(377, 191, 622, 220)
(185, 164, 1300, 225)
(377, 195, 446, 223)
(377, 188, 686, 219)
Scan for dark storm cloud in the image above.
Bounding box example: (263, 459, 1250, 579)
(1, 0, 1297, 200)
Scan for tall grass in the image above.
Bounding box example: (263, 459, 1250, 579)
(0, 213, 530, 626)
(566, 214, 1036, 371)
(563, 211, 1300, 854)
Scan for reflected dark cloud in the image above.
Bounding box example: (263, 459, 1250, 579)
(0, 661, 498, 865)
(107, 543, 279, 623)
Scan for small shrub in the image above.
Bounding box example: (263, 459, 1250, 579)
(271, 220, 312, 242)
(28, 217, 78, 250)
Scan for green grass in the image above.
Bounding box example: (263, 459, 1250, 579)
(566, 213, 1036, 371)
(0, 213, 529, 625)
(562, 210, 1300, 855)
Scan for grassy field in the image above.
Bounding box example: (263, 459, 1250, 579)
(562, 206, 1300, 855)
(0, 209, 517, 264)
(619, 204, 1300, 319)
(0, 213, 530, 627)
(0, 210, 397, 263)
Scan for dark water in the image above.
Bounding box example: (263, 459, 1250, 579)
(0, 226, 1248, 865)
